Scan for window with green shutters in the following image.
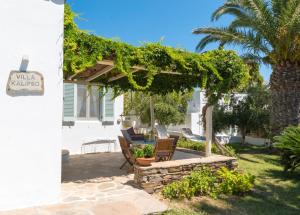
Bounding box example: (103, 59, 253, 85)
(102, 89, 115, 122)
(63, 83, 75, 121)
(63, 83, 115, 123)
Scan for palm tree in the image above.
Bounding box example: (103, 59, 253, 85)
(193, 0, 300, 136)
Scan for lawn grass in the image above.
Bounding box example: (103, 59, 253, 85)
(177, 139, 218, 153)
(161, 143, 300, 215)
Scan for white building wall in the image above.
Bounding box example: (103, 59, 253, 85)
(62, 95, 124, 155)
(169, 89, 206, 135)
(0, 0, 64, 211)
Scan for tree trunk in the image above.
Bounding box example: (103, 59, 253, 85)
(270, 62, 300, 137)
(241, 128, 246, 144)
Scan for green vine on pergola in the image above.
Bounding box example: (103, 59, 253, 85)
(64, 5, 250, 103)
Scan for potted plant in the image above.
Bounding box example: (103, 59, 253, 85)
(133, 144, 155, 166)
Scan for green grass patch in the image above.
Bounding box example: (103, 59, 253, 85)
(177, 139, 218, 153)
(161, 143, 300, 215)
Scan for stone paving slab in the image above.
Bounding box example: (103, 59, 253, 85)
(1, 151, 210, 215)
(0, 201, 141, 215)
(0, 176, 167, 215)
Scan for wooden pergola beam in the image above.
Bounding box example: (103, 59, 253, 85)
(63, 80, 104, 85)
(85, 65, 114, 82)
(68, 59, 182, 83)
(108, 68, 141, 82)
(108, 68, 181, 82)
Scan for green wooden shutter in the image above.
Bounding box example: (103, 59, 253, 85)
(63, 83, 75, 121)
(102, 89, 115, 122)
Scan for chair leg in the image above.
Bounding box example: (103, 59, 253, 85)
(120, 160, 128, 169)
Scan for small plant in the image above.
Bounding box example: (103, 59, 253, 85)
(133, 145, 154, 158)
(133, 147, 144, 158)
(162, 179, 192, 199)
(274, 126, 300, 172)
(143, 144, 154, 158)
(224, 145, 237, 157)
(133, 144, 155, 166)
(216, 167, 255, 195)
(162, 168, 218, 199)
(162, 167, 255, 200)
(187, 168, 219, 198)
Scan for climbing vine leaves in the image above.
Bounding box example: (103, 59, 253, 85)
(64, 5, 249, 100)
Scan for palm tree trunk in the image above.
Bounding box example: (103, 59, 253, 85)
(270, 61, 300, 137)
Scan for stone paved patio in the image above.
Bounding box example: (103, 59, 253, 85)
(0, 151, 200, 215)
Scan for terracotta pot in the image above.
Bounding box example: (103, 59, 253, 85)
(136, 157, 155, 166)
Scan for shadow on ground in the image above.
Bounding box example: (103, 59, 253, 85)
(62, 150, 200, 183)
(62, 152, 129, 182)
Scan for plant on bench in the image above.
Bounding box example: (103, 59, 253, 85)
(133, 144, 155, 166)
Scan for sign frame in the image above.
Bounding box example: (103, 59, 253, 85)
(6, 71, 44, 97)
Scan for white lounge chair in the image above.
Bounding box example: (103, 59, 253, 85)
(155, 125, 170, 139)
(181, 128, 206, 142)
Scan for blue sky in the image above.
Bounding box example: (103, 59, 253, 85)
(68, 0, 271, 81)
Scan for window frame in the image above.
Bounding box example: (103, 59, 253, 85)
(76, 84, 101, 121)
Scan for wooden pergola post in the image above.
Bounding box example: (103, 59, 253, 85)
(205, 105, 213, 157)
(150, 95, 155, 134)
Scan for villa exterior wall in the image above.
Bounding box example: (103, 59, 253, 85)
(0, 0, 64, 211)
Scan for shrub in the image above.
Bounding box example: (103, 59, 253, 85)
(274, 126, 300, 172)
(162, 167, 255, 200)
(161, 179, 192, 199)
(162, 168, 217, 199)
(216, 167, 255, 195)
(187, 168, 218, 198)
(223, 144, 237, 157)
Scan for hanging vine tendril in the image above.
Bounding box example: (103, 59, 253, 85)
(64, 4, 250, 96)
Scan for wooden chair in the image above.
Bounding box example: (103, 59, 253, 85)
(154, 138, 174, 162)
(169, 135, 179, 160)
(121, 127, 144, 145)
(118, 136, 135, 169)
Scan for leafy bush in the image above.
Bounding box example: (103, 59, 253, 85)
(222, 144, 237, 157)
(187, 168, 219, 198)
(162, 168, 217, 199)
(161, 179, 192, 199)
(217, 167, 255, 195)
(162, 167, 255, 200)
(133, 144, 154, 158)
(143, 144, 154, 158)
(274, 126, 300, 172)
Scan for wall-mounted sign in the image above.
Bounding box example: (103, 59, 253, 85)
(6, 71, 44, 96)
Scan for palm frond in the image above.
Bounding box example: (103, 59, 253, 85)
(211, 2, 246, 21)
(271, 0, 285, 17)
(193, 27, 271, 55)
(240, 53, 263, 64)
(195, 0, 300, 63)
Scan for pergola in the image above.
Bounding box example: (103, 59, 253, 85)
(63, 4, 249, 157)
(66, 59, 214, 157)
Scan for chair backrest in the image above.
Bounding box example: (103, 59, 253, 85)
(169, 135, 179, 160)
(182, 128, 193, 136)
(118, 136, 134, 165)
(155, 125, 169, 139)
(127, 127, 136, 136)
(121, 129, 132, 143)
(154, 138, 174, 161)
